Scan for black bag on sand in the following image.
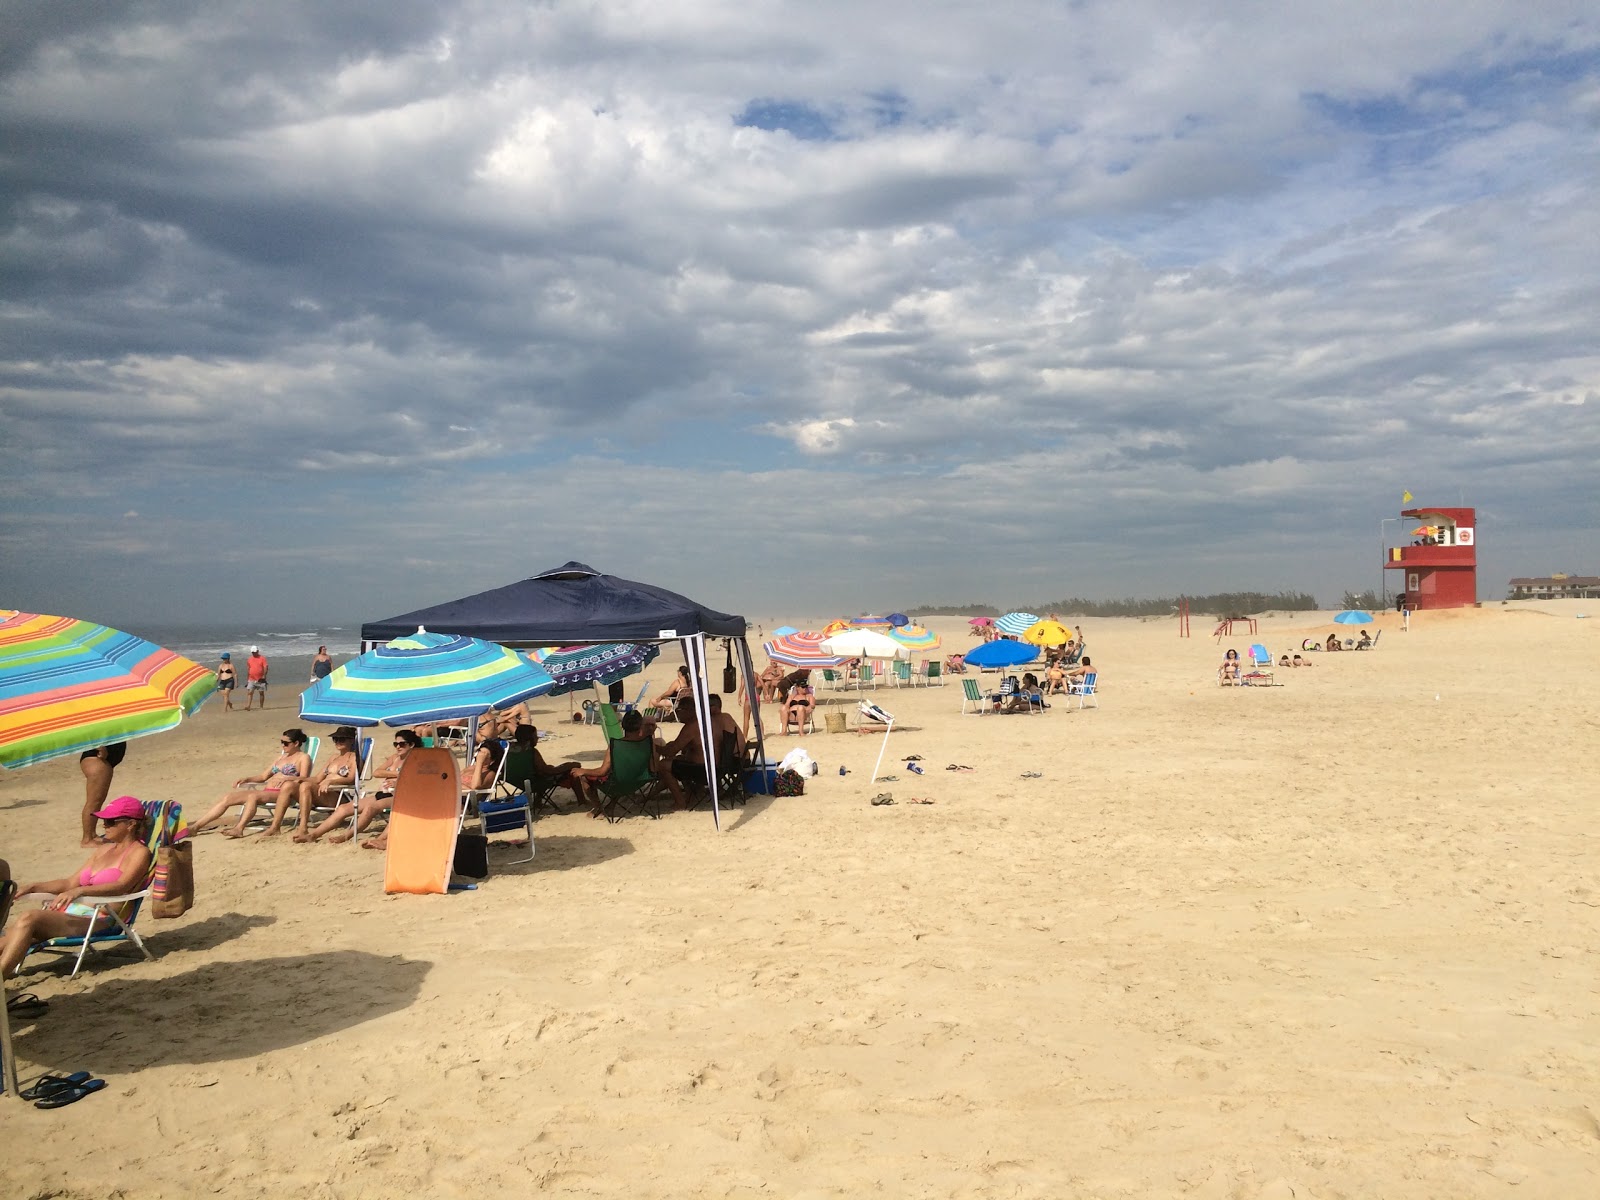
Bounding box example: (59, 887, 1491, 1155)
(453, 833, 489, 880)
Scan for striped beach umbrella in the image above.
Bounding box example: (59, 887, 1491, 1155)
(848, 614, 893, 629)
(764, 631, 847, 668)
(300, 631, 555, 727)
(531, 642, 661, 697)
(995, 611, 1041, 636)
(888, 624, 942, 652)
(0, 611, 217, 769)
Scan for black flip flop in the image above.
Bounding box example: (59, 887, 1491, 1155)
(35, 1077, 106, 1109)
(870, 794, 895, 806)
(6, 992, 48, 1018)
(19, 1070, 91, 1102)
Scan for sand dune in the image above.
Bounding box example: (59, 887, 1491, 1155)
(2, 603, 1597, 1197)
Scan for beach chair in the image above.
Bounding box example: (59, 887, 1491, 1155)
(23, 800, 185, 979)
(686, 730, 747, 812)
(920, 660, 943, 687)
(960, 678, 991, 715)
(593, 737, 665, 822)
(820, 668, 840, 691)
(462, 743, 509, 814)
(858, 664, 877, 690)
(599, 703, 625, 743)
(500, 746, 565, 819)
(891, 660, 913, 688)
(478, 749, 539, 864)
(1070, 671, 1099, 710)
(245, 735, 322, 829)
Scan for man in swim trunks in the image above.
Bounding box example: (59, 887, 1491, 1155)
(243, 645, 269, 709)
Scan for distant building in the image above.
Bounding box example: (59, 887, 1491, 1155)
(1507, 575, 1600, 600)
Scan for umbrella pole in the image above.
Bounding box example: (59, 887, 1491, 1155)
(869, 714, 894, 783)
(0, 976, 18, 1099)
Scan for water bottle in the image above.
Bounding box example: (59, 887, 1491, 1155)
(838, 765, 848, 776)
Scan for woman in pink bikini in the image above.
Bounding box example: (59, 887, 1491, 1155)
(188, 729, 314, 836)
(0, 795, 153, 978)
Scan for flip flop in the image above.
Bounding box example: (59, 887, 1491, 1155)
(877, 774, 899, 782)
(6, 992, 47, 1017)
(870, 794, 895, 806)
(904, 755, 923, 761)
(35, 1077, 106, 1109)
(908, 797, 936, 805)
(1020, 771, 1043, 779)
(19, 1071, 91, 1102)
(945, 764, 974, 772)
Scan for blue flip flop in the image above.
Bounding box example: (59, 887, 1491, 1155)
(20, 1070, 91, 1102)
(35, 1077, 106, 1109)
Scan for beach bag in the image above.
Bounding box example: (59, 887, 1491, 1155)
(777, 748, 816, 776)
(453, 832, 489, 880)
(151, 840, 195, 919)
(774, 768, 806, 797)
(722, 642, 737, 693)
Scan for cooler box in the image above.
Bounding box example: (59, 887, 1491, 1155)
(744, 762, 779, 795)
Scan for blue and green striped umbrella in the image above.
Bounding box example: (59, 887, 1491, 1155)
(995, 611, 1041, 636)
(299, 631, 554, 727)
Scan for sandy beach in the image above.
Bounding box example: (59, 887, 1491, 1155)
(1, 603, 1597, 1198)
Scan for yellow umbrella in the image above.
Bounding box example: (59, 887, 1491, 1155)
(1021, 619, 1073, 647)
(822, 618, 851, 635)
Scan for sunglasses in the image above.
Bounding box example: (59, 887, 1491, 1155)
(280, 740, 293, 746)
(101, 816, 134, 826)
(393, 740, 407, 746)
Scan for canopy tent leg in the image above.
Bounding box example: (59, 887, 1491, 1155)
(685, 634, 720, 832)
(734, 637, 766, 774)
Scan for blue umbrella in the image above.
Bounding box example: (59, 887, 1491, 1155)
(533, 642, 661, 697)
(995, 611, 1041, 636)
(300, 632, 555, 727)
(770, 625, 798, 638)
(964, 640, 1040, 668)
(887, 613, 910, 627)
(1334, 610, 1374, 624)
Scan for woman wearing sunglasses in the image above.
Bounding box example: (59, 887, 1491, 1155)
(0, 795, 152, 978)
(188, 729, 314, 836)
(298, 729, 419, 844)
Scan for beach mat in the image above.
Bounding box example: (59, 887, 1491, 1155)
(385, 747, 460, 895)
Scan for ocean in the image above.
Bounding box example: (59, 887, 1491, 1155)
(127, 622, 362, 666)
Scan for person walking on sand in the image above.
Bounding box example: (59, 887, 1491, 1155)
(216, 651, 237, 712)
(309, 645, 333, 684)
(243, 645, 269, 710)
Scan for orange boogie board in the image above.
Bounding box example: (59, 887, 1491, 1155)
(384, 747, 460, 895)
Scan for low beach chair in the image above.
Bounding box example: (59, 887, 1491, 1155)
(24, 800, 185, 979)
(1069, 671, 1100, 710)
(478, 749, 539, 864)
(960, 678, 990, 715)
(891, 660, 913, 688)
(593, 737, 664, 822)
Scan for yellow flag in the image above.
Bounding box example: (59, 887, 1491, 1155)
(1401, 490, 1413, 503)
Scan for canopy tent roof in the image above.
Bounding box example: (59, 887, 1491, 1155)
(360, 562, 746, 646)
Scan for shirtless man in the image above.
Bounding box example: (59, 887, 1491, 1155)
(658, 696, 743, 810)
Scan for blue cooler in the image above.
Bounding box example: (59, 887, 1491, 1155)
(745, 762, 779, 795)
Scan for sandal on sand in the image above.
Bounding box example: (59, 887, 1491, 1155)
(870, 794, 895, 806)
(945, 764, 974, 772)
(904, 755, 923, 761)
(20, 1071, 91, 1102)
(35, 1077, 106, 1110)
(908, 797, 936, 805)
(1020, 771, 1043, 778)
(7, 992, 47, 1018)
(877, 774, 898, 782)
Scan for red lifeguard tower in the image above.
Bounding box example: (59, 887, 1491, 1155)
(1384, 505, 1477, 609)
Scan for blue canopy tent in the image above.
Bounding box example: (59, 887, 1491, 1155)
(361, 562, 760, 830)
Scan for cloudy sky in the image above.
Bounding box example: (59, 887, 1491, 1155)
(3, 1, 1597, 626)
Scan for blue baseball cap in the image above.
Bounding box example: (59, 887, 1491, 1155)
(220, 652, 231, 659)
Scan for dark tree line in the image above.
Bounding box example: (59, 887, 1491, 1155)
(909, 591, 1320, 619)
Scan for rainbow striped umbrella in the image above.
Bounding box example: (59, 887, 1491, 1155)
(995, 611, 1041, 636)
(763, 631, 847, 668)
(530, 642, 661, 697)
(888, 624, 942, 652)
(300, 631, 555, 727)
(0, 611, 217, 769)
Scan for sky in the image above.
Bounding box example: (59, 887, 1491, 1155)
(2, 1, 1597, 626)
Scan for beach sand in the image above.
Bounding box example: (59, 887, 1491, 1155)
(1, 604, 1597, 1197)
